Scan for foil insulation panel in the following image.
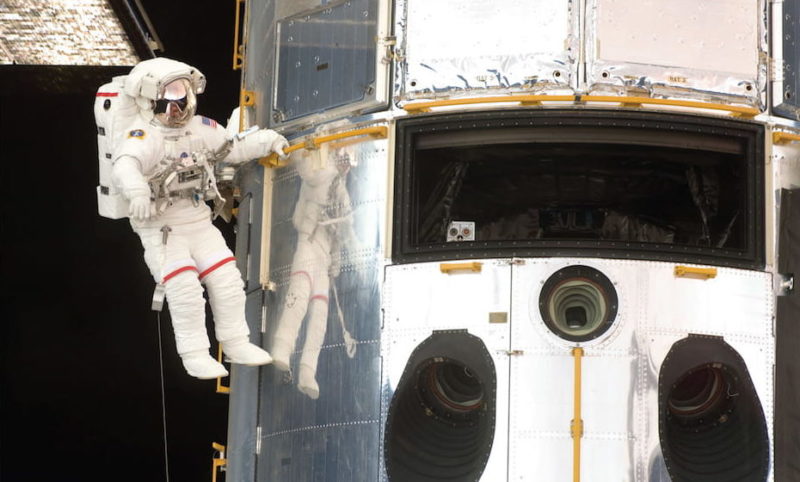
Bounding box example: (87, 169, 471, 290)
(397, 0, 577, 100)
(0, 0, 138, 66)
(252, 134, 389, 481)
(585, 0, 768, 106)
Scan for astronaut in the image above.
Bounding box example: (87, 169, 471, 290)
(111, 57, 288, 379)
(271, 147, 358, 399)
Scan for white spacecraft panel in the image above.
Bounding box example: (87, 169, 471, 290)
(381, 261, 511, 481)
(398, 0, 576, 100)
(587, 0, 767, 105)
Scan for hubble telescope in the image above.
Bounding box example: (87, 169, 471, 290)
(214, 0, 800, 480)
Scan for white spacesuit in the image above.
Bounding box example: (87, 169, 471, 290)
(110, 57, 288, 379)
(271, 148, 358, 399)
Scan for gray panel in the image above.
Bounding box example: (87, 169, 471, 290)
(776, 188, 800, 482)
(227, 162, 268, 481)
(775, 0, 800, 120)
(275, 0, 379, 122)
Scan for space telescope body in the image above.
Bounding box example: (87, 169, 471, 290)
(220, 0, 800, 480)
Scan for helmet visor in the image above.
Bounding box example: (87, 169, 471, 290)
(154, 78, 196, 127)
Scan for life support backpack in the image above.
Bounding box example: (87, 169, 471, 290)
(94, 75, 138, 219)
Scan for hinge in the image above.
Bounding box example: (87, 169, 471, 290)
(255, 426, 262, 455)
(771, 57, 785, 82)
(378, 35, 401, 63)
(505, 350, 525, 356)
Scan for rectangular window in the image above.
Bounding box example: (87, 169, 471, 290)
(393, 110, 764, 269)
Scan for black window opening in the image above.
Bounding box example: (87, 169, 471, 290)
(393, 110, 764, 269)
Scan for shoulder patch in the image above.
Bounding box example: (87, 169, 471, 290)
(127, 129, 146, 139)
(201, 116, 218, 128)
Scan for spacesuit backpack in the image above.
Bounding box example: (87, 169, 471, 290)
(94, 75, 138, 219)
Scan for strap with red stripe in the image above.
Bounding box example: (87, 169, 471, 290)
(199, 257, 236, 280)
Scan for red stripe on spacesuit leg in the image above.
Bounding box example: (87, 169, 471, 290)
(198, 257, 236, 280)
(310, 295, 329, 303)
(162, 266, 199, 283)
(96, 92, 119, 97)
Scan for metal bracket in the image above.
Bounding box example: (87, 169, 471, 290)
(212, 442, 227, 482)
(216, 344, 230, 394)
(778, 273, 794, 296)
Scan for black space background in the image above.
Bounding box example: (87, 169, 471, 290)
(2, 2, 245, 480)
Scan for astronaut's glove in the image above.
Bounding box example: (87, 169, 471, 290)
(266, 131, 289, 159)
(233, 129, 289, 162)
(128, 195, 152, 220)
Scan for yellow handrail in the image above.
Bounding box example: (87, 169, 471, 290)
(571, 347, 584, 482)
(259, 126, 389, 167)
(232, 0, 246, 70)
(216, 345, 230, 394)
(674, 265, 717, 280)
(773, 131, 800, 144)
(403, 95, 575, 113)
(439, 261, 483, 274)
(211, 442, 227, 482)
(402, 94, 759, 117)
(581, 95, 759, 117)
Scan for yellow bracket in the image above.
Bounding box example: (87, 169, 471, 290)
(259, 126, 389, 168)
(773, 131, 800, 144)
(402, 94, 759, 118)
(238, 90, 256, 133)
(216, 345, 230, 394)
(439, 261, 483, 274)
(232, 0, 246, 70)
(571, 347, 584, 482)
(212, 442, 227, 482)
(674, 265, 718, 280)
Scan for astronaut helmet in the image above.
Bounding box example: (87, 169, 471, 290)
(124, 57, 206, 128)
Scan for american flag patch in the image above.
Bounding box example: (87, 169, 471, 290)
(201, 117, 218, 128)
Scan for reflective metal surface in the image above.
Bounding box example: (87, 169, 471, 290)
(397, 0, 576, 100)
(382, 258, 773, 481)
(381, 260, 511, 480)
(586, 0, 768, 106)
(254, 134, 388, 480)
(0, 0, 139, 65)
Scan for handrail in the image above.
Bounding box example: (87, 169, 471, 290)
(402, 94, 759, 118)
(259, 126, 389, 168)
(571, 347, 584, 482)
(211, 442, 227, 482)
(403, 95, 575, 113)
(439, 262, 483, 274)
(232, 0, 246, 70)
(773, 131, 800, 144)
(674, 265, 717, 280)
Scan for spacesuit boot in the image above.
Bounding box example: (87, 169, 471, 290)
(222, 337, 273, 365)
(296, 296, 329, 400)
(181, 350, 229, 379)
(271, 268, 313, 371)
(297, 364, 320, 400)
